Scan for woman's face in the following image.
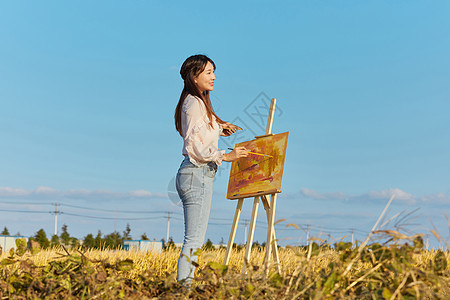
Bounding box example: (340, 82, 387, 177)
(194, 61, 215, 93)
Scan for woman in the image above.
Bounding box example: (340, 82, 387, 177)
(174, 54, 248, 282)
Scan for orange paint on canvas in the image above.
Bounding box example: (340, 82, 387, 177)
(226, 132, 289, 199)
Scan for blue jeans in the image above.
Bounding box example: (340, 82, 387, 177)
(176, 156, 217, 282)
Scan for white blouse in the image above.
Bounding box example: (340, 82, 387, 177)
(180, 94, 225, 166)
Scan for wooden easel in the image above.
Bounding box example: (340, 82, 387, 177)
(223, 98, 281, 274)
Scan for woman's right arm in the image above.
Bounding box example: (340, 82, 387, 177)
(223, 146, 248, 162)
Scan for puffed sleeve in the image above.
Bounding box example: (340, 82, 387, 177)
(182, 96, 225, 166)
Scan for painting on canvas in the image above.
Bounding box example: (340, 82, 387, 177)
(226, 132, 289, 199)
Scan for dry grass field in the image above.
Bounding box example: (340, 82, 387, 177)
(0, 236, 449, 299)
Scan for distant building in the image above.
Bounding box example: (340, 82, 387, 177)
(122, 240, 163, 253)
(0, 235, 28, 252)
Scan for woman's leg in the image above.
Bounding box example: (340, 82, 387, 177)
(176, 161, 216, 282)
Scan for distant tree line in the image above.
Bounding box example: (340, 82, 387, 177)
(1, 226, 20, 236)
(1, 224, 155, 250)
(2, 225, 268, 251)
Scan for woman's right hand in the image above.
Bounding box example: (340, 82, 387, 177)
(223, 146, 248, 162)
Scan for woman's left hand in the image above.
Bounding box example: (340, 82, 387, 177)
(221, 122, 241, 136)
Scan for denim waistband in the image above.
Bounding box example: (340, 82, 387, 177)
(181, 155, 217, 172)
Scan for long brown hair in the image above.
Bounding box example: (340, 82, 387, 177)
(174, 55, 224, 136)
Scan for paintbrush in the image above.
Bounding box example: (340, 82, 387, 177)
(227, 148, 273, 158)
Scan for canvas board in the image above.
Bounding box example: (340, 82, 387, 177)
(226, 132, 289, 199)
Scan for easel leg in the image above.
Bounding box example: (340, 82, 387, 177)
(223, 198, 244, 265)
(264, 193, 278, 274)
(242, 196, 260, 273)
(261, 195, 281, 274)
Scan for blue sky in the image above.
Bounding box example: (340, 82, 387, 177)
(0, 1, 449, 248)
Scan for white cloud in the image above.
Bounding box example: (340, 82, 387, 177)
(1, 185, 447, 205)
(298, 188, 323, 199)
(365, 188, 416, 204)
(64, 189, 122, 199)
(286, 187, 449, 206)
(128, 190, 152, 197)
(0, 186, 168, 201)
(289, 211, 373, 220)
(421, 193, 450, 205)
(34, 186, 59, 195)
(65, 189, 91, 196)
(0, 187, 30, 197)
(299, 188, 347, 201)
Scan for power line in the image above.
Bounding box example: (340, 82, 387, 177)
(0, 200, 52, 205)
(0, 208, 49, 214)
(62, 212, 165, 221)
(0, 202, 372, 237)
(0, 201, 183, 215)
(61, 203, 182, 215)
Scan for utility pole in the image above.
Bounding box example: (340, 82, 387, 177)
(166, 212, 171, 242)
(51, 203, 62, 236)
